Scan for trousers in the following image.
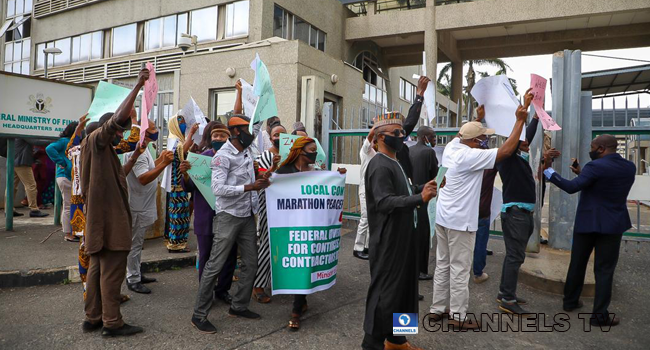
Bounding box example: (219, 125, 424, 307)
(354, 192, 369, 252)
(12, 166, 38, 211)
(499, 206, 534, 301)
(84, 249, 129, 329)
(56, 177, 72, 234)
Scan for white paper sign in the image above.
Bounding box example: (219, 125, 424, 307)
(489, 187, 503, 224)
(160, 138, 179, 192)
(470, 75, 524, 141)
(240, 78, 258, 118)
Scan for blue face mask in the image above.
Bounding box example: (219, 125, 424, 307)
(519, 151, 530, 163)
(212, 141, 226, 152)
(148, 131, 159, 141)
(179, 123, 187, 135)
(478, 138, 489, 149)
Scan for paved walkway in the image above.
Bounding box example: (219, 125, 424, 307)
(1, 233, 649, 349)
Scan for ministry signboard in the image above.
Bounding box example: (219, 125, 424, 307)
(0, 72, 93, 139)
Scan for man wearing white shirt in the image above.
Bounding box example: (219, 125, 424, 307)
(353, 127, 377, 260)
(429, 91, 532, 329)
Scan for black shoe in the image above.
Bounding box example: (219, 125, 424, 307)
(214, 291, 233, 304)
(29, 210, 49, 218)
(6, 211, 24, 217)
(497, 295, 528, 305)
(191, 317, 217, 334)
(353, 250, 369, 260)
(499, 301, 533, 315)
(418, 294, 424, 301)
(228, 308, 261, 319)
(563, 300, 584, 312)
(540, 239, 548, 245)
(363, 248, 368, 254)
(82, 321, 103, 333)
(101, 324, 144, 337)
(140, 275, 157, 284)
(127, 282, 151, 294)
(486, 249, 494, 256)
(590, 315, 620, 327)
(418, 273, 433, 281)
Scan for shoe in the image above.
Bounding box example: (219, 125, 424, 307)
(353, 250, 369, 260)
(418, 294, 424, 301)
(473, 273, 489, 284)
(425, 309, 449, 323)
(449, 318, 481, 330)
(384, 340, 423, 350)
(29, 210, 49, 218)
(499, 301, 533, 315)
(486, 249, 494, 256)
(228, 308, 261, 319)
(8, 211, 23, 217)
(215, 291, 233, 304)
(127, 282, 151, 294)
(418, 273, 433, 281)
(497, 295, 527, 305)
(140, 275, 157, 284)
(590, 315, 620, 327)
(82, 321, 103, 333)
(101, 324, 144, 337)
(120, 294, 131, 304)
(563, 300, 584, 312)
(191, 317, 217, 334)
(540, 239, 548, 245)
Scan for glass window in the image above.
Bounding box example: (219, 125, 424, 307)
(162, 15, 177, 47)
(145, 18, 162, 51)
(79, 33, 91, 61)
(177, 13, 188, 43)
(54, 37, 70, 66)
(71, 36, 80, 62)
(5, 42, 13, 61)
(399, 79, 405, 99)
(112, 23, 136, 56)
(21, 37, 29, 57)
(21, 60, 29, 74)
(15, 0, 23, 15)
(91, 31, 102, 59)
(309, 26, 317, 48)
(35, 42, 44, 69)
(190, 6, 217, 43)
(318, 30, 325, 51)
(12, 41, 21, 61)
(293, 16, 309, 44)
(25, 0, 32, 14)
(211, 89, 236, 120)
(225, 0, 249, 38)
(273, 6, 284, 38)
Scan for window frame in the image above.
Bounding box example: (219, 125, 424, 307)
(189, 5, 218, 43)
(224, 0, 250, 39)
(4, 37, 30, 74)
(110, 23, 138, 57)
(6, 0, 32, 20)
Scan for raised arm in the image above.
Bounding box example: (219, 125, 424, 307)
(404, 76, 429, 135)
(113, 69, 149, 127)
(138, 150, 174, 186)
(234, 80, 243, 115)
(526, 114, 539, 144)
(495, 88, 533, 164)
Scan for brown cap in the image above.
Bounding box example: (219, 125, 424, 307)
(211, 124, 231, 137)
(459, 121, 495, 139)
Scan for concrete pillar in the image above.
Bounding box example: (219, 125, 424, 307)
(424, 0, 437, 78)
(549, 50, 591, 250)
(450, 61, 463, 126)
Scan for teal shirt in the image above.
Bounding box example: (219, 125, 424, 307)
(501, 202, 535, 213)
(45, 137, 72, 180)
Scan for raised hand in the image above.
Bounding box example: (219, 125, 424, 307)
(137, 68, 150, 86)
(523, 88, 534, 109)
(416, 76, 431, 96)
(475, 105, 485, 122)
(159, 150, 174, 165)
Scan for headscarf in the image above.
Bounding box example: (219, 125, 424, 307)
(279, 136, 315, 168)
(168, 114, 186, 161)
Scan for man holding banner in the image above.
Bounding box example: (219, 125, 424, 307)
(362, 113, 437, 350)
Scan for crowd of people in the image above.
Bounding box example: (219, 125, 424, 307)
(17, 67, 633, 348)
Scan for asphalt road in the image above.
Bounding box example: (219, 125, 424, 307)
(1, 233, 649, 350)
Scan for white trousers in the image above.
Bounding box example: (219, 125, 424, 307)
(353, 191, 369, 252)
(430, 224, 476, 321)
(56, 177, 72, 234)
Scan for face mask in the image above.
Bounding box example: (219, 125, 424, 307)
(589, 150, 601, 161)
(179, 123, 187, 135)
(519, 151, 530, 163)
(148, 131, 159, 141)
(477, 138, 489, 149)
(111, 136, 121, 146)
(212, 141, 226, 152)
(303, 152, 318, 163)
(237, 128, 255, 149)
(273, 139, 280, 149)
(383, 135, 404, 152)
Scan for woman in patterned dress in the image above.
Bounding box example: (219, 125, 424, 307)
(252, 123, 285, 303)
(164, 115, 192, 253)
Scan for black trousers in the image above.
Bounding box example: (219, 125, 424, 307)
(362, 333, 406, 350)
(293, 294, 307, 315)
(499, 206, 534, 301)
(416, 206, 430, 275)
(563, 232, 622, 323)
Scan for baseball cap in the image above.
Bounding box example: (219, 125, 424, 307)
(459, 121, 495, 139)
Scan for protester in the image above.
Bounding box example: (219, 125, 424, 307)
(258, 116, 280, 152)
(123, 120, 172, 294)
(409, 125, 438, 280)
(430, 90, 532, 329)
(33, 145, 56, 208)
(543, 134, 635, 327)
(271, 136, 346, 331)
(181, 123, 238, 305)
(495, 107, 541, 314)
(11, 139, 49, 217)
(46, 122, 77, 241)
(80, 68, 149, 337)
(252, 123, 286, 303)
(164, 115, 192, 253)
(362, 112, 437, 350)
(191, 115, 269, 334)
(353, 127, 377, 260)
(473, 168, 497, 284)
(291, 122, 308, 137)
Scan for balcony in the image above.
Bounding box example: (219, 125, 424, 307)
(33, 0, 107, 19)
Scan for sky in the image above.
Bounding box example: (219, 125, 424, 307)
(436, 47, 650, 111)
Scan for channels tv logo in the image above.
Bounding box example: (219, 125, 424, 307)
(393, 313, 418, 335)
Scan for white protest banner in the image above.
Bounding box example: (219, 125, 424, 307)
(240, 78, 258, 118)
(160, 138, 178, 192)
(470, 75, 525, 141)
(265, 171, 346, 294)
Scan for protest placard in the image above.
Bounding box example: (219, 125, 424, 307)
(265, 171, 346, 294)
(87, 81, 131, 122)
(529, 74, 561, 131)
(471, 75, 525, 141)
(278, 133, 327, 169)
(186, 152, 216, 210)
(140, 62, 158, 144)
(240, 78, 258, 117)
(248, 54, 278, 134)
(427, 166, 447, 243)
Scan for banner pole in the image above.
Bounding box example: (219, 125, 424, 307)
(5, 138, 15, 231)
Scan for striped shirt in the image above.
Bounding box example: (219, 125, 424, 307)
(211, 140, 259, 217)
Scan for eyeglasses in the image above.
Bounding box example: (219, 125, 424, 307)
(381, 129, 406, 138)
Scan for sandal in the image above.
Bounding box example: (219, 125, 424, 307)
(252, 288, 271, 303)
(168, 247, 191, 253)
(120, 294, 131, 304)
(64, 235, 80, 242)
(288, 313, 301, 331)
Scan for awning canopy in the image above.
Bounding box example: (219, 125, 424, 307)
(582, 64, 650, 98)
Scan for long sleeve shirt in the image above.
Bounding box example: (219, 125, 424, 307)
(211, 140, 259, 217)
(46, 137, 72, 180)
(359, 138, 377, 195)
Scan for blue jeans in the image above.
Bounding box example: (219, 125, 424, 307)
(473, 218, 491, 277)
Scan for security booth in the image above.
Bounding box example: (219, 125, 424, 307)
(0, 71, 92, 230)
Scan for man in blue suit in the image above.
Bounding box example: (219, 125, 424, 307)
(543, 134, 635, 327)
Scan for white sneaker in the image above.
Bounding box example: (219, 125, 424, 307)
(473, 273, 489, 284)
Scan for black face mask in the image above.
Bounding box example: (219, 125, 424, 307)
(589, 149, 602, 161)
(303, 152, 317, 163)
(273, 139, 280, 149)
(236, 128, 255, 149)
(383, 134, 404, 152)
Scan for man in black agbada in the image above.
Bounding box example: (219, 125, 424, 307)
(362, 113, 437, 350)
